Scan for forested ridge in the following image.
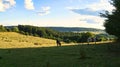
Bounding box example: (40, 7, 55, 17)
(0, 25, 115, 43)
(47, 27, 104, 32)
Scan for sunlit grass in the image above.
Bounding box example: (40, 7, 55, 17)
(0, 32, 56, 48)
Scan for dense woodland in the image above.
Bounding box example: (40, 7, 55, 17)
(0, 25, 116, 43)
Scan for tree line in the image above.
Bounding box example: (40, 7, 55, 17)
(17, 25, 95, 43)
(0, 25, 115, 43)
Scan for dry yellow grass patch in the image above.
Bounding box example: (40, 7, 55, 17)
(0, 32, 56, 48)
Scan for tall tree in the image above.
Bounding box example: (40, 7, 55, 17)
(101, 0, 120, 40)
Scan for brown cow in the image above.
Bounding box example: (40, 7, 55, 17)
(56, 39, 61, 46)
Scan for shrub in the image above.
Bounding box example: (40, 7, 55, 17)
(79, 49, 87, 59)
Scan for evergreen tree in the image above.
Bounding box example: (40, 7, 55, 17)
(101, 0, 120, 40)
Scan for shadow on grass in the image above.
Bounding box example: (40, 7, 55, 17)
(0, 42, 120, 67)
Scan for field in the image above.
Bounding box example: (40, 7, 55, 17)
(0, 32, 120, 67)
(0, 43, 120, 67)
(0, 32, 57, 48)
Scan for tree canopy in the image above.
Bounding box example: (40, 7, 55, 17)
(101, 0, 120, 40)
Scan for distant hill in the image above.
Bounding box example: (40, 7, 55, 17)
(47, 27, 105, 33)
(5, 26, 105, 33)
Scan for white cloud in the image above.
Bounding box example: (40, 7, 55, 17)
(5, 0, 16, 6)
(67, 0, 115, 12)
(25, 0, 34, 10)
(0, 0, 16, 12)
(87, 0, 115, 12)
(0, 0, 5, 12)
(66, 7, 80, 10)
(31, 13, 105, 29)
(38, 11, 50, 16)
(66, 0, 115, 29)
(72, 14, 105, 29)
(79, 15, 104, 23)
(4, 3, 10, 9)
(37, 6, 51, 16)
(42, 6, 51, 11)
(66, 9, 105, 29)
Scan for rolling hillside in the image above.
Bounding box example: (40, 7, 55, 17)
(0, 32, 56, 48)
(5, 26, 105, 33)
(47, 27, 105, 33)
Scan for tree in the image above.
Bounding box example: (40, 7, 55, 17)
(0, 25, 7, 32)
(101, 0, 120, 41)
(80, 32, 94, 42)
(11, 27, 19, 32)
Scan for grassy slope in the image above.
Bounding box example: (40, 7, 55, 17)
(0, 43, 120, 67)
(0, 32, 56, 48)
(0, 32, 119, 67)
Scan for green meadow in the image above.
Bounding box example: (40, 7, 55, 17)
(0, 44, 120, 67)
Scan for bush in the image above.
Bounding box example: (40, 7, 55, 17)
(79, 49, 87, 59)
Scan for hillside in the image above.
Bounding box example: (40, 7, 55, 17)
(5, 26, 105, 33)
(47, 27, 105, 33)
(0, 32, 56, 48)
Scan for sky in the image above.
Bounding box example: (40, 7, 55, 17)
(0, 0, 114, 29)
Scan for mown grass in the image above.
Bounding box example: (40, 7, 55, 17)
(0, 43, 120, 67)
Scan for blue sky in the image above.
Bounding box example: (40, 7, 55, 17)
(0, 0, 114, 29)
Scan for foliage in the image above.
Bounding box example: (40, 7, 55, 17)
(101, 0, 120, 41)
(0, 25, 115, 43)
(0, 25, 7, 32)
(11, 27, 19, 32)
(17, 25, 96, 43)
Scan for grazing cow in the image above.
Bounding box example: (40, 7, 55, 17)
(56, 39, 61, 46)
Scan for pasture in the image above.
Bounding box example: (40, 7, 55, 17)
(0, 32, 120, 67)
(0, 43, 120, 67)
(0, 32, 56, 48)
